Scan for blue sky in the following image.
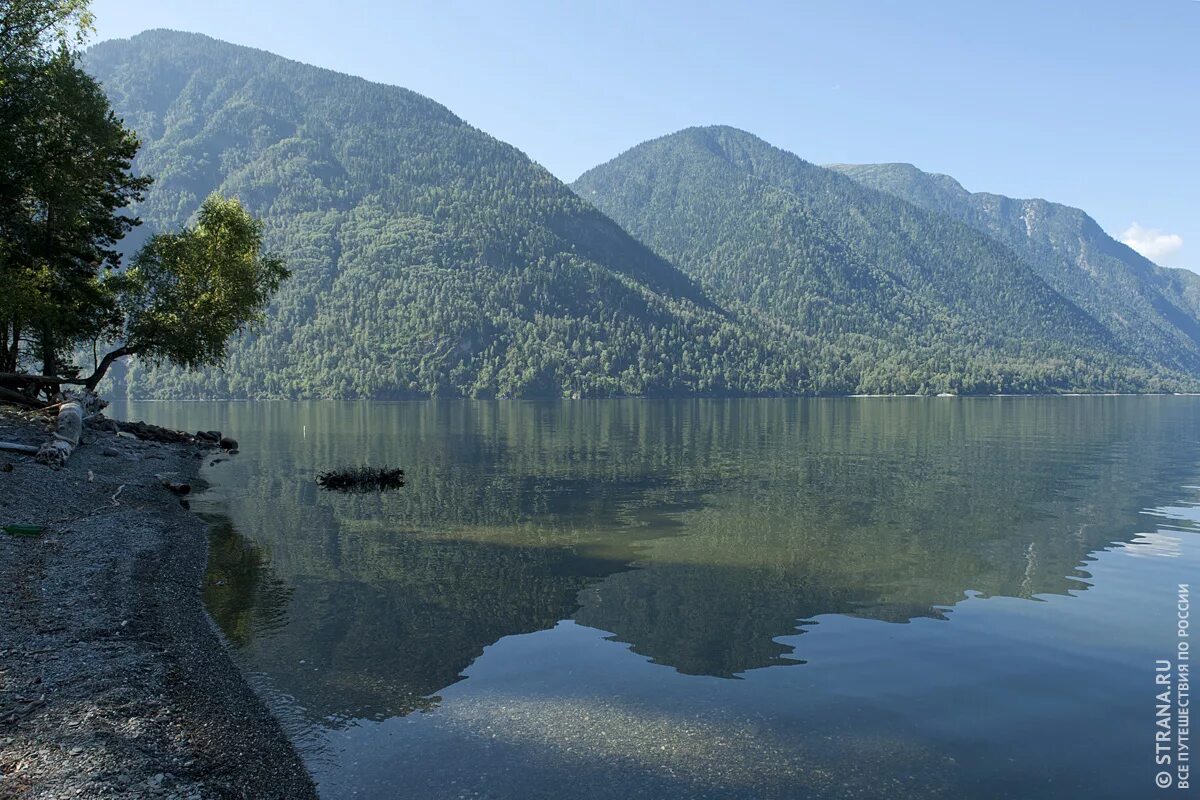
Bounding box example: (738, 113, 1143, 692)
(91, 0, 1198, 271)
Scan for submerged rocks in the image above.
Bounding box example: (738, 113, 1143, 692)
(316, 466, 406, 492)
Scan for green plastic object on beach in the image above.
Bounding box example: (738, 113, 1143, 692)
(3, 523, 43, 537)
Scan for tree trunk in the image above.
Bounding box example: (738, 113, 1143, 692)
(40, 325, 56, 383)
(7, 319, 17, 372)
(0, 317, 17, 372)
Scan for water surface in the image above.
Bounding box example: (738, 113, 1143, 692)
(119, 398, 1200, 799)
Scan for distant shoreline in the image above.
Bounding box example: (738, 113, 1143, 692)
(109, 392, 1200, 403)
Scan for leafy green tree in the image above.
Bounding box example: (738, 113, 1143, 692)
(83, 195, 289, 390)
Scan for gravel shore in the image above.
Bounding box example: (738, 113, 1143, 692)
(0, 407, 317, 799)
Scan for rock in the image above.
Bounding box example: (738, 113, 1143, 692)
(160, 480, 191, 496)
(116, 431, 139, 441)
(102, 447, 120, 457)
(227, 449, 239, 456)
(218, 437, 238, 451)
(2, 463, 12, 472)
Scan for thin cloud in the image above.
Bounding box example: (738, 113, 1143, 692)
(1121, 222, 1184, 262)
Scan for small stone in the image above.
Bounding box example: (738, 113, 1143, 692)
(102, 447, 120, 457)
(219, 436, 238, 450)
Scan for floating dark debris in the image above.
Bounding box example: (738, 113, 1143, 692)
(316, 466, 406, 492)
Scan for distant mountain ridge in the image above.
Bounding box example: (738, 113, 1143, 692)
(828, 161, 1200, 375)
(573, 126, 1190, 394)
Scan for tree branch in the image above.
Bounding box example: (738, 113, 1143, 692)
(83, 345, 134, 391)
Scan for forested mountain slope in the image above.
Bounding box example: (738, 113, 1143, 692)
(572, 126, 1185, 394)
(84, 31, 797, 399)
(85, 34, 1196, 396)
(829, 162, 1200, 375)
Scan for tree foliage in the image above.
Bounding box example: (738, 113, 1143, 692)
(0, 0, 93, 71)
(0, 48, 150, 375)
(86, 195, 289, 389)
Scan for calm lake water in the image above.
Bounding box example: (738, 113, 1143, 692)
(117, 398, 1199, 799)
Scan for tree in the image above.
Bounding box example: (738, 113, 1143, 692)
(10, 50, 149, 376)
(82, 195, 290, 391)
(1, 0, 147, 377)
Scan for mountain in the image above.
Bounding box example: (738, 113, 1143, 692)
(83, 31, 797, 399)
(827, 161, 1200, 375)
(572, 126, 1187, 394)
(85, 34, 1196, 397)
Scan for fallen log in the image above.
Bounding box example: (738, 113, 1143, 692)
(35, 392, 105, 467)
(36, 400, 84, 467)
(0, 385, 42, 408)
(0, 371, 88, 387)
(0, 442, 39, 454)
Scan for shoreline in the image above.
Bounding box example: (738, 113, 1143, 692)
(0, 408, 316, 799)
(109, 392, 1200, 403)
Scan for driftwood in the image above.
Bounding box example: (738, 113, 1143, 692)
(316, 466, 406, 492)
(35, 400, 84, 466)
(35, 392, 106, 467)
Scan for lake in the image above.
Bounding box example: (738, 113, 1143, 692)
(116, 398, 1199, 799)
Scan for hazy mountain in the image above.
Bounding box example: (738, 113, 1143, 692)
(572, 126, 1184, 394)
(828, 161, 1200, 375)
(83, 31, 796, 399)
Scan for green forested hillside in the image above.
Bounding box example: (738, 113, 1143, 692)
(83, 35, 1197, 397)
(572, 126, 1189, 394)
(828, 162, 1200, 375)
(83, 31, 799, 399)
